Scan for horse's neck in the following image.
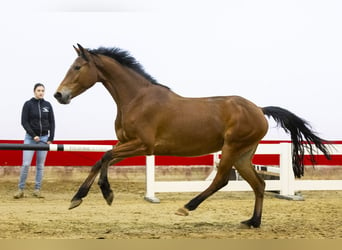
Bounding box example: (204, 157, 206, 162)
(99, 58, 150, 107)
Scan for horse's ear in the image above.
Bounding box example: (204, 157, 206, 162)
(73, 45, 80, 56)
(77, 43, 89, 62)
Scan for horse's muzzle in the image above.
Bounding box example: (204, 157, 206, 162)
(54, 92, 71, 104)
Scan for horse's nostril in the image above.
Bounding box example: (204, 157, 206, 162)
(54, 92, 62, 100)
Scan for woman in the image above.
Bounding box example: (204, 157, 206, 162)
(14, 83, 55, 199)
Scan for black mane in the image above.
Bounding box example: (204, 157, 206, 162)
(88, 47, 169, 89)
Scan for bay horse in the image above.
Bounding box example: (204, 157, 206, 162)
(54, 44, 330, 228)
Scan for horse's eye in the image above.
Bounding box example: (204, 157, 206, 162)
(74, 65, 81, 70)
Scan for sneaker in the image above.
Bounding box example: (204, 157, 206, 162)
(13, 189, 24, 199)
(33, 189, 44, 198)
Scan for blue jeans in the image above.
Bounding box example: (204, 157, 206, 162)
(18, 134, 49, 190)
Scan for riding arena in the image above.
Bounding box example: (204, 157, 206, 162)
(0, 45, 341, 239)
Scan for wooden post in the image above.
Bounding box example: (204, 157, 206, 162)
(277, 143, 304, 200)
(144, 155, 160, 203)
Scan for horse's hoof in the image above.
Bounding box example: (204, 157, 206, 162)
(105, 191, 114, 206)
(175, 207, 189, 216)
(239, 219, 260, 229)
(69, 199, 82, 210)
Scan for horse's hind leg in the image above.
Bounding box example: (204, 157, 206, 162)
(176, 144, 235, 216)
(69, 150, 114, 209)
(234, 147, 265, 228)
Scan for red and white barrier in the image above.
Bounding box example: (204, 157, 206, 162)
(0, 141, 341, 202)
(144, 143, 342, 202)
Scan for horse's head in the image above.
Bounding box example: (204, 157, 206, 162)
(54, 44, 99, 104)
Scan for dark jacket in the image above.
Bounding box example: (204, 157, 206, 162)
(21, 98, 55, 142)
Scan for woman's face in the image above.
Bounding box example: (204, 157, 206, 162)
(34, 86, 45, 99)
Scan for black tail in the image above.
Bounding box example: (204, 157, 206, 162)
(262, 106, 331, 178)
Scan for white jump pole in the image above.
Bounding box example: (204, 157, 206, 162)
(0, 143, 113, 152)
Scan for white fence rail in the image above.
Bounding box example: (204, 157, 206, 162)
(144, 143, 342, 202)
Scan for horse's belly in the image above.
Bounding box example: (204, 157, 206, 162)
(153, 134, 224, 156)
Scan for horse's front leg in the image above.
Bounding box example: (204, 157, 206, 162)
(70, 139, 150, 209)
(69, 150, 114, 209)
(97, 139, 150, 205)
(98, 157, 124, 206)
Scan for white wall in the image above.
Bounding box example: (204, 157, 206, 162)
(0, 0, 341, 140)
